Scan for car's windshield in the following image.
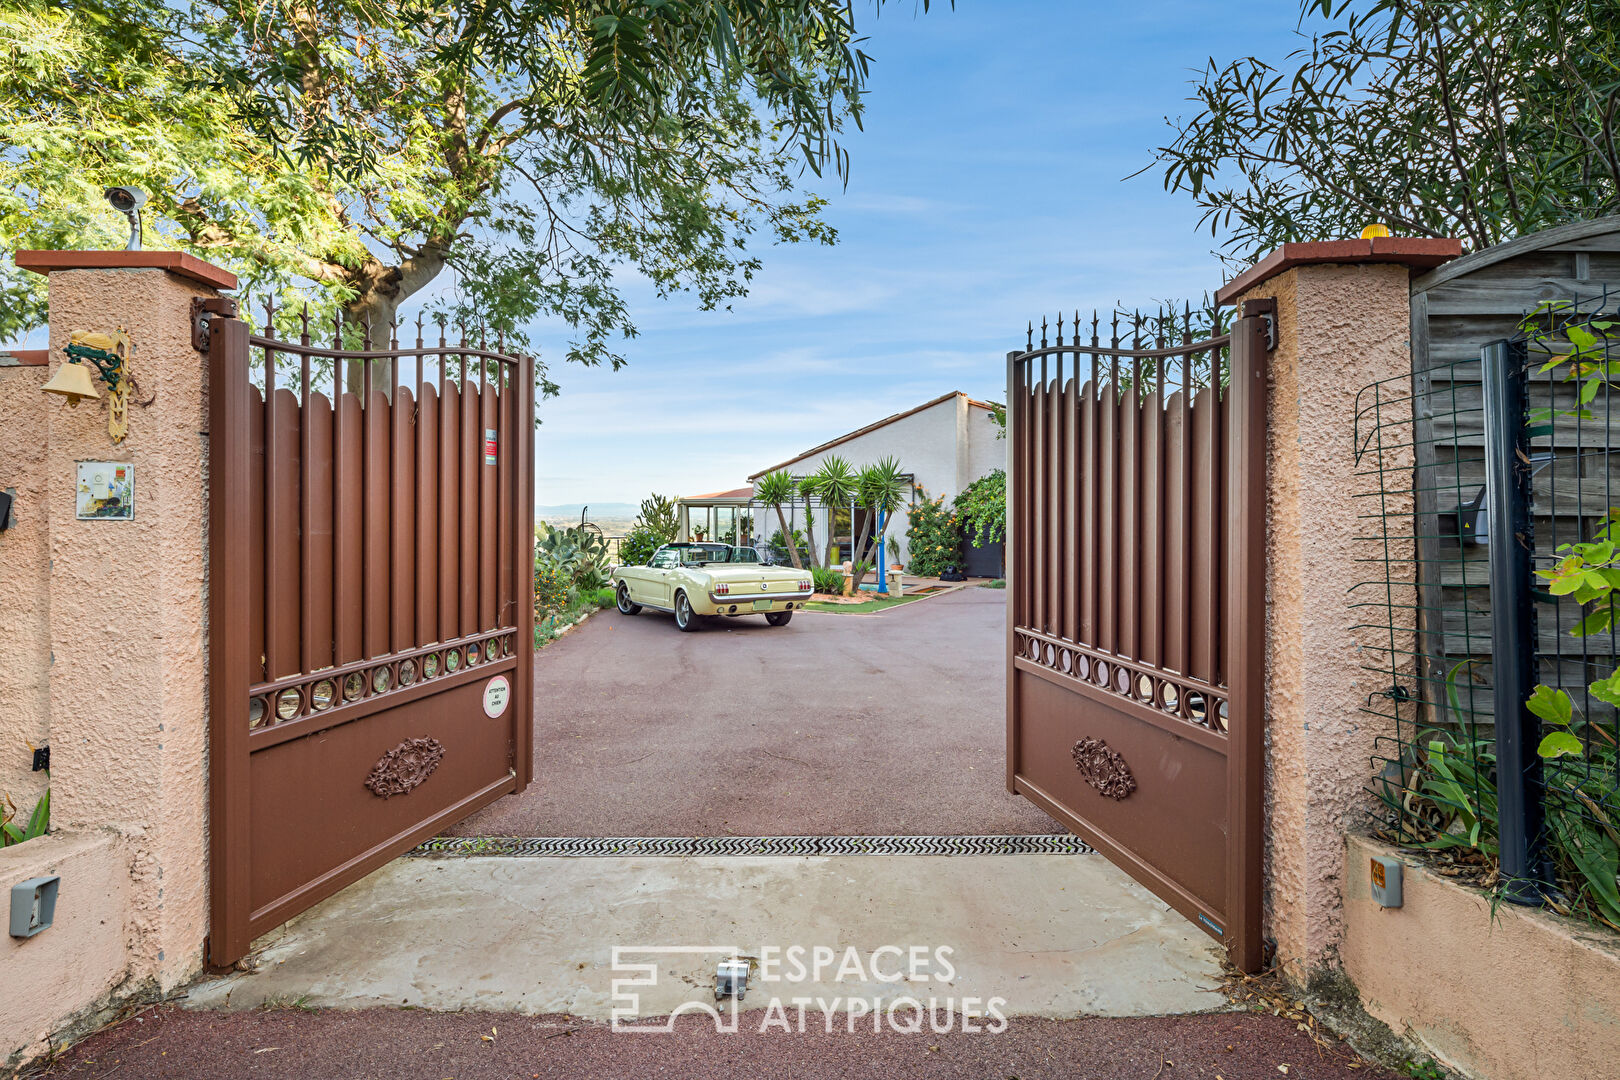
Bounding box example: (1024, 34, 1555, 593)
(651, 543, 767, 567)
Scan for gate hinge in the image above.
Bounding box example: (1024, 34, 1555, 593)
(1241, 297, 1278, 351)
(191, 296, 240, 352)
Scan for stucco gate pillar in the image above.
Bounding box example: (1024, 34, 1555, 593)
(1214, 239, 1459, 985)
(0, 251, 236, 1064)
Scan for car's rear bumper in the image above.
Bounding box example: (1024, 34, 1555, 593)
(699, 590, 811, 615)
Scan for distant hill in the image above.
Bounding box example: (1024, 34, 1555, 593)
(536, 502, 638, 521)
(537, 502, 640, 535)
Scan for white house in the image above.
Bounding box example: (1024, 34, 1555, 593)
(678, 391, 1003, 568)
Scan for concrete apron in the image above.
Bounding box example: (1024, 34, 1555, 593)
(185, 853, 1224, 1021)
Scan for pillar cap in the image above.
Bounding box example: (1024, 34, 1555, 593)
(15, 250, 237, 291)
(1214, 238, 1461, 306)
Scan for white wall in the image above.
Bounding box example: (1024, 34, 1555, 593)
(752, 395, 1004, 568)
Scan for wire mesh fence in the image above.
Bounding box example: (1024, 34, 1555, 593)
(1353, 290, 1620, 928)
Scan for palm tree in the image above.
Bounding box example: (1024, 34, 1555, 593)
(797, 475, 822, 569)
(851, 456, 907, 591)
(755, 469, 804, 570)
(804, 454, 857, 567)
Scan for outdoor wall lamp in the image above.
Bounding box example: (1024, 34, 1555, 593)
(41, 329, 134, 443)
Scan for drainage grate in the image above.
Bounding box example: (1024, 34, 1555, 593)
(407, 834, 1092, 858)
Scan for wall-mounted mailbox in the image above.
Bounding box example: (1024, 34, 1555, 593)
(10, 875, 60, 938)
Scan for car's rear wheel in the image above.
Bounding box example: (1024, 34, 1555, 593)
(674, 590, 699, 632)
(765, 611, 793, 627)
(616, 583, 642, 615)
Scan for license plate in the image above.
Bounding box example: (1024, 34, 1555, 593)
(753, 599, 772, 610)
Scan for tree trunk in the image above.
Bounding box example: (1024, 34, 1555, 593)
(853, 510, 873, 568)
(803, 504, 822, 569)
(773, 505, 803, 570)
(341, 247, 449, 394)
(849, 514, 889, 592)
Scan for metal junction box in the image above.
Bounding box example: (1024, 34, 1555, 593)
(10, 875, 60, 938)
(1370, 856, 1403, 909)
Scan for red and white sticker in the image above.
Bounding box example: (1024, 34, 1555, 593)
(482, 674, 511, 718)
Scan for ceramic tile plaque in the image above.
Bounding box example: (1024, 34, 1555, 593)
(76, 461, 134, 520)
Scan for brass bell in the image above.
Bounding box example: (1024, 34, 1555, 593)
(41, 358, 101, 406)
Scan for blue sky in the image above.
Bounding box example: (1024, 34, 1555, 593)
(528, 0, 1318, 507)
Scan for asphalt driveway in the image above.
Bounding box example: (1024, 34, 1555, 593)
(451, 586, 1059, 837)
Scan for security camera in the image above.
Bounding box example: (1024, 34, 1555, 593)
(105, 186, 147, 250)
(105, 186, 148, 213)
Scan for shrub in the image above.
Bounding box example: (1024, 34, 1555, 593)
(533, 555, 570, 621)
(618, 524, 662, 566)
(592, 586, 617, 608)
(955, 468, 1006, 549)
(905, 491, 962, 577)
(767, 528, 808, 565)
(617, 493, 680, 565)
(811, 565, 845, 595)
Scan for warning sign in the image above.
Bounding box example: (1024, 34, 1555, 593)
(484, 428, 498, 466)
(483, 674, 511, 718)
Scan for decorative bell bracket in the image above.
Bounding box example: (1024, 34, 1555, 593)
(191, 296, 240, 352)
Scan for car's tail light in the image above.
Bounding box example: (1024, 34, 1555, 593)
(799, 579, 812, 591)
(714, 583, 730, 595)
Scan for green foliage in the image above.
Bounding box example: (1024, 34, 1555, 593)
(1401, 1060, 1448, 1080)
(849, 456, 907, 589)
(1152, 0, 1620, 260)
(592, 586, 617, 609)
(905, 492, 962, 578)
(804, 454, 857, 510)
(617, 525, 662, 567)
(755, 470, 797, 507)
(981, 579, 1006, 589)
(811, 565, 845, 595)
(537, 521, 610, 590)
(0, 0, 945, 367)
(954, 469, 1006, 548)
(1379, 664, 1620, 930)
(532, 555, 570, 622)
(636, 494, 680, 541)
(767, 528, 808, 566)
(856, 457, 908, 517)
(1, 786, 50, 847)
(618, 493, 680, 565)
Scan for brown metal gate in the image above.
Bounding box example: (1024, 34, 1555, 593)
(1005, 303, 1271, 971)
(203, 304, 535, 967)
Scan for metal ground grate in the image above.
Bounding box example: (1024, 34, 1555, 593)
(407, 834, 1093, 858)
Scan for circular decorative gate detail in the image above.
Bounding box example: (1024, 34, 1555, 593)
(365, 737, 445, 799)
(1071, 737, 1137, 801)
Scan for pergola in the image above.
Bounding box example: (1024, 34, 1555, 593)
(676, 486, 757, 545)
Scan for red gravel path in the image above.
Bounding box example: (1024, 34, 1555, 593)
(24, 1005, 1396, 1080)
(451, 587, 1059, 838)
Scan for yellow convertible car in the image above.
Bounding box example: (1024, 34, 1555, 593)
(610, 543, 813, 632)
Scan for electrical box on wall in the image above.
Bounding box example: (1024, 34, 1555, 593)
(10, 875, 60, 938)
(1370, 855, 1403, 908)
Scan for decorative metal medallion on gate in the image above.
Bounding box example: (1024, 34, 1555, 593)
(365, 737, 446, 798)
(1071, 737, 1136, 800)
